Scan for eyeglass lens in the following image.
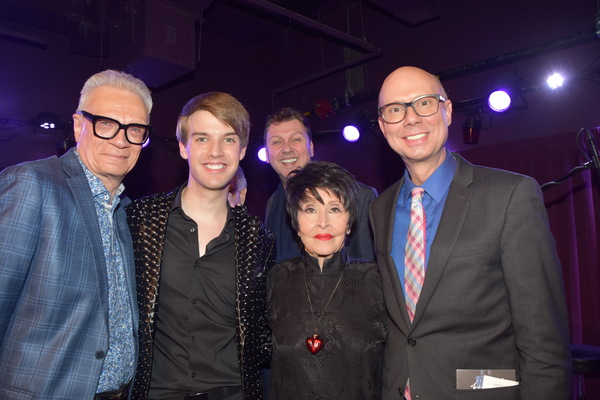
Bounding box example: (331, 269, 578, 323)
(381, 96, 441, 123)
(94, 117, 149, 144)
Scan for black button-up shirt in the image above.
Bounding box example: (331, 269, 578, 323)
(149, 187, 241, 399)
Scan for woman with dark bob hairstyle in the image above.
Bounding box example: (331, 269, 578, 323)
(267, 161, 386, 399)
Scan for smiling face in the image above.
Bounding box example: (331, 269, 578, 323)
(296, 188, 350, 268)
(378, 66, 453, 177)
(73, 86, 148, 195)
(265, 119, 314, 185)
(179, 110, 247, 194)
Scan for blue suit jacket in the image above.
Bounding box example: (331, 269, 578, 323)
(0, 149, 139, 400)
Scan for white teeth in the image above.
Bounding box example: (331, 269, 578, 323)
(281, 158, 298, 164)
(406, 133, 427, 140)
(205, 164, 225, 170)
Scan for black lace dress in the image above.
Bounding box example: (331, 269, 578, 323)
(267, 249, 386, 400)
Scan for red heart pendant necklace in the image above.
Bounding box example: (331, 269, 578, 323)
(304, 264, 345, 355)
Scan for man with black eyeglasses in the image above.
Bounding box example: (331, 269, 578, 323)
(370, 66, 571, 399)
(0, 69, 152, 400)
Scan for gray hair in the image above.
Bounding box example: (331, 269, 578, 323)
(77, 70, 153, 116)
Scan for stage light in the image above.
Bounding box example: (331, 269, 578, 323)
(258, 147, 268, 162)
(35, 112, 59, 129)
(488, 90, 511, 113)
(546, 72, 564, 90)
(342, 125, 360, 142)
(341, 110, 373, 143)
(314, 99, 334, 119)
(462, 114, 482, 145)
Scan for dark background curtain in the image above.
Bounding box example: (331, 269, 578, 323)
(458, 128, 600, 398)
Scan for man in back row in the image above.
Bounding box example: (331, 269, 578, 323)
(264, 107, 377, 264)
(0, 70, 151, 399)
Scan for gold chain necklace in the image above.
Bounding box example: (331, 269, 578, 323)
(303, 262, 345, 355)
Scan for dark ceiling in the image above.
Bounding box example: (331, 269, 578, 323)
(1, 0, 599, 151)
(3, 0, 597, 87)
(0, 0, 438, 58)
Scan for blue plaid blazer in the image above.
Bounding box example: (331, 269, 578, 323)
(0, 149, 139, 400)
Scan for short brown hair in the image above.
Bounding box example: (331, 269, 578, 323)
(176, 92, 250, 147)
(263, 107, 312, 143)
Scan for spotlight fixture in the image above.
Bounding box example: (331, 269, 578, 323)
(257, 147, 268, 163)
(546, 72, 565, 90)
(462, 114, 482, 145)
(314, 99, 334, 119)
(342, 125, 360, 142)
(35, 112, 59, 129)
(341, 110, 373, 143)
(487, 90, 511, 113)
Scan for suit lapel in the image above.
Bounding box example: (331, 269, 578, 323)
(115, 200, 140, 330)
(411, 156, 474, 325)
(374, 178, 414, 331)
(61, 150, 109, 318)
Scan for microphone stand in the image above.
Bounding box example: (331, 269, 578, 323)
(541, 128, 600, 192)
(541, 160, 597, 191)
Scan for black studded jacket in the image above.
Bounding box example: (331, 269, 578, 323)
(126, 189, 275, 400)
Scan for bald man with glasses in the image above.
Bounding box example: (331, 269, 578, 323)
(370, 66, 571, 400)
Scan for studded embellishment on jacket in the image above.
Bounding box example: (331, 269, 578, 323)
(126, 190, 275, 400)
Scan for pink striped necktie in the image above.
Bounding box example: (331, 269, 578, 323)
(404, 379, 412, 400)
(403, 187, 426, 400)
(405, 187, 426, 322)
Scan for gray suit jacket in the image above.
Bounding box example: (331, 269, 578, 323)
(369, 153, 571, 400)
(0, 149, 139, 400)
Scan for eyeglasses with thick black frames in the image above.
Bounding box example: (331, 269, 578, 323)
(78, 110, 151, 145)
(378, 94, 447, 124)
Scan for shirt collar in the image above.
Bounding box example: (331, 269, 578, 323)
(302, 247, 348, 275)
(171, 182, 234, 226)
(401, 149, 458, 206)
(171, 182, 188, 212)
(74, 149, 124, 209)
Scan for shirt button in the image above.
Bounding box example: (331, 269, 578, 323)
(190, 227, 196, 233)
(95, 350, 106, 359)
(191, 298, 197, 304)
(407, 337, 417, 347)
(190, 336, 195, 342)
